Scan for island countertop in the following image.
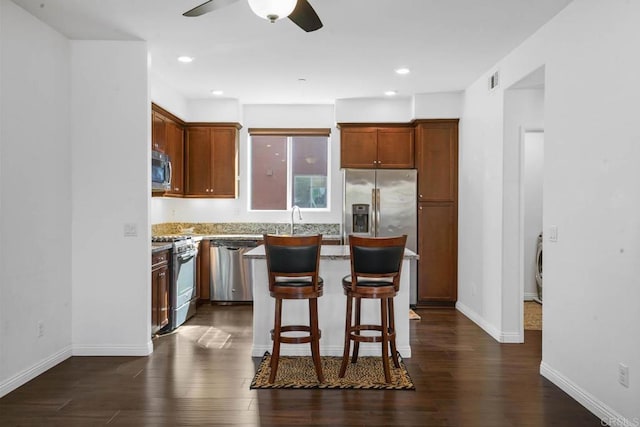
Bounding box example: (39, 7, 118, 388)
(245, 244, 417, 358)
(244, 244, 418, 260)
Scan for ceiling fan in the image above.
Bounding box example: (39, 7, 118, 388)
(183, 0, 323, 32)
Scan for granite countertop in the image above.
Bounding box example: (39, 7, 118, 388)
(200, 233, 342, 241)
(151, 242, 172, 253)
(244, 245, 418, 260)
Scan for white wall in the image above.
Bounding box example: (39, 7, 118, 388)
(187, 98, 242, 123)
(458, 0, 639, 423)
(71, 40, 151, 356)
(413, 92, 462, 119)
(0, 0, 72, 396)
(149, 68, 188, 120)
(335, 97, 412, 123)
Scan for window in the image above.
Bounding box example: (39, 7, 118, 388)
(250, 129, 330, 211)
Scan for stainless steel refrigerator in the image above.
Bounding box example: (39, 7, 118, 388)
(343, 169, 418, 304)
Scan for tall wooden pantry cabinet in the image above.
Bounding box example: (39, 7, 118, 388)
(414, 119, 459, 306)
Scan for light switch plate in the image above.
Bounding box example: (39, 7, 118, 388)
(549, 225, 558, 242)
(124, 223, 138, 237)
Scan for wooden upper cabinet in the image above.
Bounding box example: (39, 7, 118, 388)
(152, 111, 167, 153)
(185, 124, 240, 198)
(415, 120, 458, 202)
(377, 127, 414, 168)
(339, 124, 414, 169)
(151, 104, 185, 197)
(164, 121, 184, 196)
(340, 127, 378, 168)
(185, 127, 211, 196)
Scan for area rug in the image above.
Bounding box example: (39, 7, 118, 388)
(524, 301, 542, 330)
(409, 309, 421, 320)
(250, 352, 415, 390)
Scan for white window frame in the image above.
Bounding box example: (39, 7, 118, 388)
(248, 133, 331, 212)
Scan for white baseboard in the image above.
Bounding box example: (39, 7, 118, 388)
(0, 346, 72, 398)
(524, 292, 538, 301)
(72, 340, 153, 356)
(540, 361, 636, 427)
(456, 301, 524, 343)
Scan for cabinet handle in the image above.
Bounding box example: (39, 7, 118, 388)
(159, 272, 165, 277)
(419, 194, 423, 198)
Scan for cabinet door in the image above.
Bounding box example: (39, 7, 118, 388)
(165, 121, 184, 196)
(377, 127, 414, 168)
(210, 128, 237, 197)
(157, 264, 169, 329)
(185, 127, 212, 196)
(416, 122, 458, 202)
(418, 203, 457, 303)
(340, 127, 378, 168)
(152, 111, 167, 152)
(151, 267, 160, 331)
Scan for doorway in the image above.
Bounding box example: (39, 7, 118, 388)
(522, 130, 544, 332)
(502, 65, 545, 342)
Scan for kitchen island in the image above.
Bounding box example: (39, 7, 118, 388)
(244, 244, 418, 358)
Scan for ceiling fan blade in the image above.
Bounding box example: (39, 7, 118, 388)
(183, 0, 239, 17)
(288, 0, 323, 32)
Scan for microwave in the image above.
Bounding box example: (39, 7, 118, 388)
(151, 151, 172, 191)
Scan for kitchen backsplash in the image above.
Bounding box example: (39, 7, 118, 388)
(152, 222, 341, 236)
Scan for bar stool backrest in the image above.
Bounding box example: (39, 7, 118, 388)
(263, 234, 323, 293)
(348, 235, 407, 292)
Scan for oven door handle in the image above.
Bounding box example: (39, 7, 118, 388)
(177, 251, 197, 262)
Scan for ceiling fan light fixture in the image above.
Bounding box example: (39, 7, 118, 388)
(248, 0, 297, 23)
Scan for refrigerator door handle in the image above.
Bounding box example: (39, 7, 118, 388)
(371, 188, 377, 237)
(376, 188, 381, 235)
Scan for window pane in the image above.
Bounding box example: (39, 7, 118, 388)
(251, 136, 287, 210)
(291, 136, 328, 209)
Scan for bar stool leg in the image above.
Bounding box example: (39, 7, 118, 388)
(351, 298, 362, 364)
(388, 298, 400, 368)
(339, 294, 353, 378)
(269, 298, 283, 383)
(309, 298, 324, 383)
(380, 298, 392, 383)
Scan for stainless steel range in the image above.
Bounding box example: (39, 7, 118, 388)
(152, 236, 198, 331)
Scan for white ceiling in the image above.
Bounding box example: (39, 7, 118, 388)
(12, 0, 571, 104)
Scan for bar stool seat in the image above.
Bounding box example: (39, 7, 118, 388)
(264, 233, 324, 383)
(339, 235, 407, 383)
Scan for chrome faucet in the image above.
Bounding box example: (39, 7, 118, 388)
(290, 205, 302, 235)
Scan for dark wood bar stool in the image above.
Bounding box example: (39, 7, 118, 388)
(263, 233, 324, 383)
(339, 234, 407, 383)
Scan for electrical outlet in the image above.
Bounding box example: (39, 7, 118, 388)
(37, 321, 44, 338)
(618, 363, 629, 388)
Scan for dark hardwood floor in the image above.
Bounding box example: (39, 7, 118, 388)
(0, 305, 600, 426)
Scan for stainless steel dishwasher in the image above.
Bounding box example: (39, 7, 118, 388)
(210, 240, 258, 303)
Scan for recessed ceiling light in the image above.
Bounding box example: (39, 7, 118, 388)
(395, 67, 410, 75)
(210, 90, 224, 96)
(177, 56, 194, 63)
(384, 90, 398, 96)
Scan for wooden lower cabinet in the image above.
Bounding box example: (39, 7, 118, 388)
(417, 202, 457, 305)
(151, 250, 170, 334)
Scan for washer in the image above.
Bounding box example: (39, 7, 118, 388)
(535, 233, 543, 303)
